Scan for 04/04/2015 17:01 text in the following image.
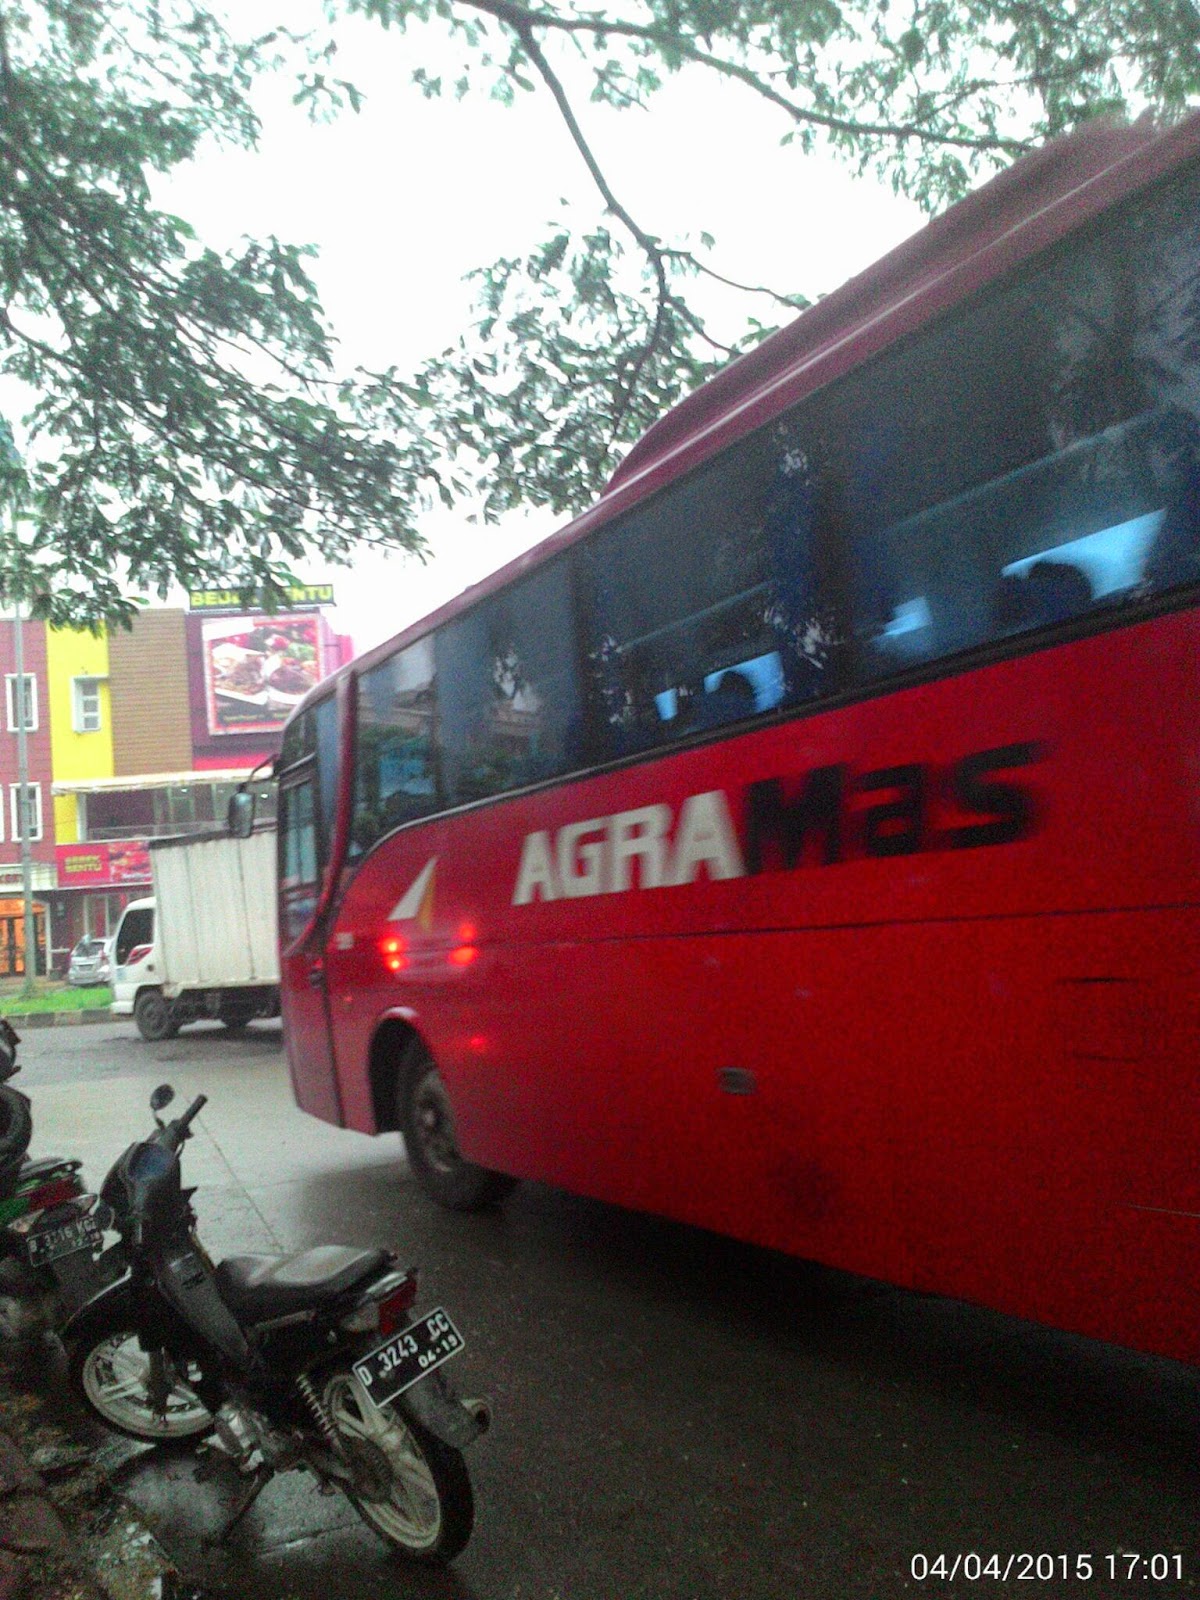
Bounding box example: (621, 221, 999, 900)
(910, 1552, 1185, 1582)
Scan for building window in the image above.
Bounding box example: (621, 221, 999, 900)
(72, 677, 103, 733)
(5, 674, 37, 732)
(9, 783, 42, 842)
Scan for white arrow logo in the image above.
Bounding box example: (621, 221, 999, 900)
(388, 857, 438, 926)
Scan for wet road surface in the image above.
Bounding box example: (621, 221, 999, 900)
(12, 1021, 1200, 1599)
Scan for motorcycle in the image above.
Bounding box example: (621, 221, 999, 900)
(63, 1083, 487, 1562)
(0, 1019, 120, 1342)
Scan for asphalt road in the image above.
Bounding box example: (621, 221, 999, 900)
(11, 1020, 1200, 1600)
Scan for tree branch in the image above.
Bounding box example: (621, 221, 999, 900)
(662, 248, 808, 311)
(461, 0, 1035, 157)
(494, 12, 677, 463)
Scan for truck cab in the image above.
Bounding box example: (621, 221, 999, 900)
(110, 898, 159, 1013)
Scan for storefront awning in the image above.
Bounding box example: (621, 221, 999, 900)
(52, 769, 259, 796)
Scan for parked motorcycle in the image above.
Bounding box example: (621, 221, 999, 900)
(0, 1019, 120, 1342)
(64, 1083, 487, 1562)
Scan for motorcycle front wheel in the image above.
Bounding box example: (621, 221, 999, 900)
(324, 1370, 473, 1562)
(67, 1315, 213, 1441)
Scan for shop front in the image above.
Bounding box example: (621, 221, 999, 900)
(54, 839, 152, 966)
(0, 898, 47, 976)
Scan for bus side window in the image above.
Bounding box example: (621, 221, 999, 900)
(759, 434, 846, 704)
(279, 776, 319, 945)
(843, 175, 1200, 681)
(313, 694, 339, 873)
(436, 560, 582, 808)
(578, 428, 828, 759)
(351, 637, 439, 856)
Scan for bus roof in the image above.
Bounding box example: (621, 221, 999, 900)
(309, 109, 1200, 704)
(605, 115, 1184, 498)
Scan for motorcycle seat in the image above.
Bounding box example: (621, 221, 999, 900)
(215, 1246, 390, 1320)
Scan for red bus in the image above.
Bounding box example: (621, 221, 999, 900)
(272, 113, 1200, 1369)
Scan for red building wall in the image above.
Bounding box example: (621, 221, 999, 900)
(0, 617, 55, 866)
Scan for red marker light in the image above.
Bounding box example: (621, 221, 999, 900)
(378, 934, 408, 973)
(377, 1273, 420, 1337)
(24, 1177, 79, 1212)
(449, 945, 477, 967)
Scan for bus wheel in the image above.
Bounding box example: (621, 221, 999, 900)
(398, 1048, 515, 1212)
(134, 989, 179, 1043)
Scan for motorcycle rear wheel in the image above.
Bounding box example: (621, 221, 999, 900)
(68, 1319, 213, 1441)
(324, 1370, 473, 1562)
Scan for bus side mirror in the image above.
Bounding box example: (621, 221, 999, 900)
(227, 789, 256, 838)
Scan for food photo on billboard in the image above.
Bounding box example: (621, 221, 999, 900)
(202, 614, 320, 737)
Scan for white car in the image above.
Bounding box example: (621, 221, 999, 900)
(67, 935, 112, 988)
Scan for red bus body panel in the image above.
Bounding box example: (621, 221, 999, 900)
(282, 114, 1200, 1369)
(319, 612, 1198, 1364)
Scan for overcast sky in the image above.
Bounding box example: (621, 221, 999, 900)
(155, 3, 927, 654)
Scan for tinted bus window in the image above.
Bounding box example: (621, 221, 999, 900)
(579, 424, 840, 760)
(436, 562, 582, 807)
(844, 167, 1200, 679)
(351, 636, 438, 856)
(313, 693, 339, 866)
(279, 707, 315, 768)
(279, 776, 319, 944)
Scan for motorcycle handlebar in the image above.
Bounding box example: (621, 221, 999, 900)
(170, 1095, 207, 1147)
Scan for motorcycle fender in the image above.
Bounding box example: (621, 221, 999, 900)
(395, 1368, 485, 1450)
(60, 1274, 171, 1349)
(60, 1274, 126, 1343)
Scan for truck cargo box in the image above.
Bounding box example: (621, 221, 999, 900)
(149, 826, 279, 995)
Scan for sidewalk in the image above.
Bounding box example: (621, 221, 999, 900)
(0, 1343, 200, 1600)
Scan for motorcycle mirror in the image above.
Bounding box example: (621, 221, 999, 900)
(150, 1084, 175, 1114)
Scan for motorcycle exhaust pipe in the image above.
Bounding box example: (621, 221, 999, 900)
(463, 1397, 491, 1434)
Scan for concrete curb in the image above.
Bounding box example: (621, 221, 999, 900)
(0, 1009, 113, 1029)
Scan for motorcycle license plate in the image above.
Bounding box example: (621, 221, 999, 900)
(25, 1214, 102, 1267)
(353, 1308, 465, 1407)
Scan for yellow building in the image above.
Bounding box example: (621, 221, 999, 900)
(44, 625, 122, 951)
(46, 625, 114, 845)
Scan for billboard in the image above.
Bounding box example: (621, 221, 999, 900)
(56, 841, 152, 888)
(200, 614, 321, 737)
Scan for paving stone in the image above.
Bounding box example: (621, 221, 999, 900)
(0, 1491, 71, 1556)
(0, 1434, 39, 1496)
(0, 1549, 23, 1600)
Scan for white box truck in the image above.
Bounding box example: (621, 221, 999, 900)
(110, 826, 280, 1041)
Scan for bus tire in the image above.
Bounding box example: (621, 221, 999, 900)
(397, 1046, 515, 1212)
(134, 989, 179, 1043)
